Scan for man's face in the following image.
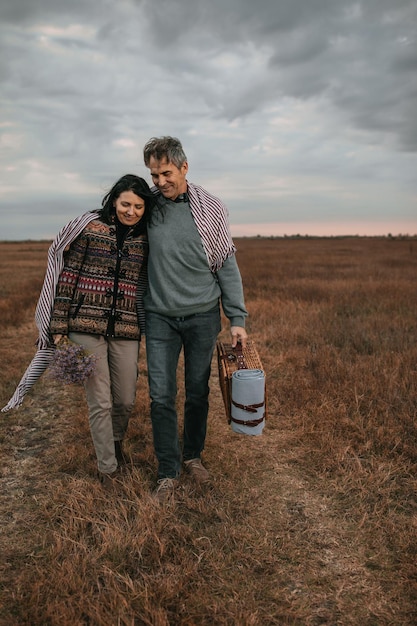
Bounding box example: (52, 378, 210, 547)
(148, 156, 188, 201)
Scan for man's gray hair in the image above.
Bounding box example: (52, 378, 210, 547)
(143, 136, 187, 169)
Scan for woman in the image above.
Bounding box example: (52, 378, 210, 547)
(48, 174, 154, 489)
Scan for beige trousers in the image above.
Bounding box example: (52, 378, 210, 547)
(70, 333, 139, 474)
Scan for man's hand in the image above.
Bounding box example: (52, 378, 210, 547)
(231, 326, 248, 349)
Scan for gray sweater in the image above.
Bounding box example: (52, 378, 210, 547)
(144, 200, 247, 326)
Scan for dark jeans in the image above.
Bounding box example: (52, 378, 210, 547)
(145, 305, 221, 479)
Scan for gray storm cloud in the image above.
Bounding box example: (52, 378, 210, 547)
(1, 0, 416, 238)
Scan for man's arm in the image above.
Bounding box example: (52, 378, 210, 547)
(215, 255, 248, 348)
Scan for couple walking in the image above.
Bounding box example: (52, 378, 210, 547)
(3, 136, 248, 502)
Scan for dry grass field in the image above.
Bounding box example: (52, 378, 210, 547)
(0, 236, 416, 625)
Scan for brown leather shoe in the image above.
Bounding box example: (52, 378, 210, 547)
(183, 458, 210, 484)
(153, 478, 179, 504)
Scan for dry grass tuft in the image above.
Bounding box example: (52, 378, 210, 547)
(1, 237, 417, 625)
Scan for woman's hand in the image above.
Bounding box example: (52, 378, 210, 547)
(52, 334, 64, 346)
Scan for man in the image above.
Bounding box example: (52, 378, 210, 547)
(143, 136, 248, 502)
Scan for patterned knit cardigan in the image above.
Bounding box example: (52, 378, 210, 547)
(50, 219, 148, 340)
(2, 211, 147, 411)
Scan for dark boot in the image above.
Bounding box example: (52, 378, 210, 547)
(114, 440, 128, 466)
(98, 469, 121, 491)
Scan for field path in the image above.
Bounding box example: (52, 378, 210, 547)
(1, 238, 415, 625)
(1, 370, 410, 625)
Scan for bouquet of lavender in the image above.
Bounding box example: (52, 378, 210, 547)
(47, 338, 98, 385)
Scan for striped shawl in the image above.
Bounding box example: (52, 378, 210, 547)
(186, 181, 236, 272)
(2, 211, 99, 412)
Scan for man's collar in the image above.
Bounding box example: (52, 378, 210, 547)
(174, 192, 189, 203)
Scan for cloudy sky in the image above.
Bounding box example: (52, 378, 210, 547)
(1, 0, 416, 239)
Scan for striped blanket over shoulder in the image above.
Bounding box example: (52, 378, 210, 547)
(2, 211, 99, 412)
(187, 182, 236, 272)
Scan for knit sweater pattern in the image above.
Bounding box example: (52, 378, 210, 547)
(50, 219, 148, 340)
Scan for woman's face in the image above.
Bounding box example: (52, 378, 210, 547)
(114, 190, 145, 226)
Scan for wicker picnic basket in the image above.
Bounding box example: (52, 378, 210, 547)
(216, 340, 266, 433)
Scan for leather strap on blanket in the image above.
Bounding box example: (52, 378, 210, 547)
(230, 415, 265, 427)
(231, 399, 265, 413)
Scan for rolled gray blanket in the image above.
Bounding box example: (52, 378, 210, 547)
(231, 368, 265, 435)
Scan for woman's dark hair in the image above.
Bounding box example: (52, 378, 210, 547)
(99, 174, 156, 233)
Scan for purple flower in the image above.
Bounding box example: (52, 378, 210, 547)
(47, 339, 98, 385)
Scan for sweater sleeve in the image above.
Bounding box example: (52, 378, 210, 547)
(215, 255, 248, 327)
(136, 254, 148, 336)
(49, 230, 89, 336)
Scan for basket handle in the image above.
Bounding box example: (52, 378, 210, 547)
(218, 342, 248, 370)
(234, 343, 248, 370)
